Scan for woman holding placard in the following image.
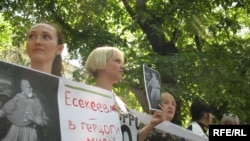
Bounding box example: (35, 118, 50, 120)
(85, 46, 166, 141)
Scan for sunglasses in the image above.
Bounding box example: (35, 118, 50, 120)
(223, 113, 238, 119)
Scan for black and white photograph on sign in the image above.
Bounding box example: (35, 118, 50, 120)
(0, 61, 61, 141)
(143, 64, 162, 110)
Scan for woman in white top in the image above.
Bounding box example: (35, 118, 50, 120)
(187, 99, 214, 140)
(85, 46, 166, 141)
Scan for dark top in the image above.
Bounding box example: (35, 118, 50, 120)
(145, 128, 185, 141)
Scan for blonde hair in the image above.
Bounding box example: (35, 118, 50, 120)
(220, 113, 240, 125)
(85, 46, 124, 77)
(162, 92, 176, 107)
(150, 92, 176, 115)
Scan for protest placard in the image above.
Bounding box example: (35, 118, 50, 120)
(58, 78, 122, 140)
(143, 64, 162, 111)
(0, 60, 209, 141)
(0, 60, 122, 141)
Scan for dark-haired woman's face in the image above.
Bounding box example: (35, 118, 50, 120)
(26, 23, 64, 65)
(206, 113, 214, 125)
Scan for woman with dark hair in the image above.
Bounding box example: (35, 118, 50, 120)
(187, 99, 214, 140)
(26, 22, 64, 76)
(25, 22, 65, 141)
(0, 22, 65, 141)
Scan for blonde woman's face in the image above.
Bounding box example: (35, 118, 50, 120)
(222, 121, 236, 125)
(104, 55, 125, 83)
(162, 98, 176, 121)
(26, 23, 63, 64)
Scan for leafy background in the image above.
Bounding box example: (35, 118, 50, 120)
(0, 0, 249, 126)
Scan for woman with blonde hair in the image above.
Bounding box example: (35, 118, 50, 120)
(85, 46, 125, 87)
(220, 113, 240, 125)
(85, 46, 166, 141)
(140, 92, 184, 141)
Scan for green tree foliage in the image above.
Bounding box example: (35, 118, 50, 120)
(0, 0, 250, 125)
(0, 14, 29, 65)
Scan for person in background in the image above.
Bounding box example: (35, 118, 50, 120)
(85, 46, 166, 141)
(220, 113, 240, 125)
(26, 22, 64, 76)
(139, 92, 185, 141)
(187, 99, 214, 140)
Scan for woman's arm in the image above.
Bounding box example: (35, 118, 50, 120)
(138, 107, 166, 141)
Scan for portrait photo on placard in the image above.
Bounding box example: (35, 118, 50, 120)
(143, 64, 162, 111)
(0, 61, 61, 141)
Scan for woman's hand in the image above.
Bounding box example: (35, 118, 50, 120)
(150, 104, 166, 126)
(111, 104, 119, 112)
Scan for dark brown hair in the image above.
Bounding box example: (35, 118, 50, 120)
(36, 22, 64, 76)
(190, 99, 212, 121)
